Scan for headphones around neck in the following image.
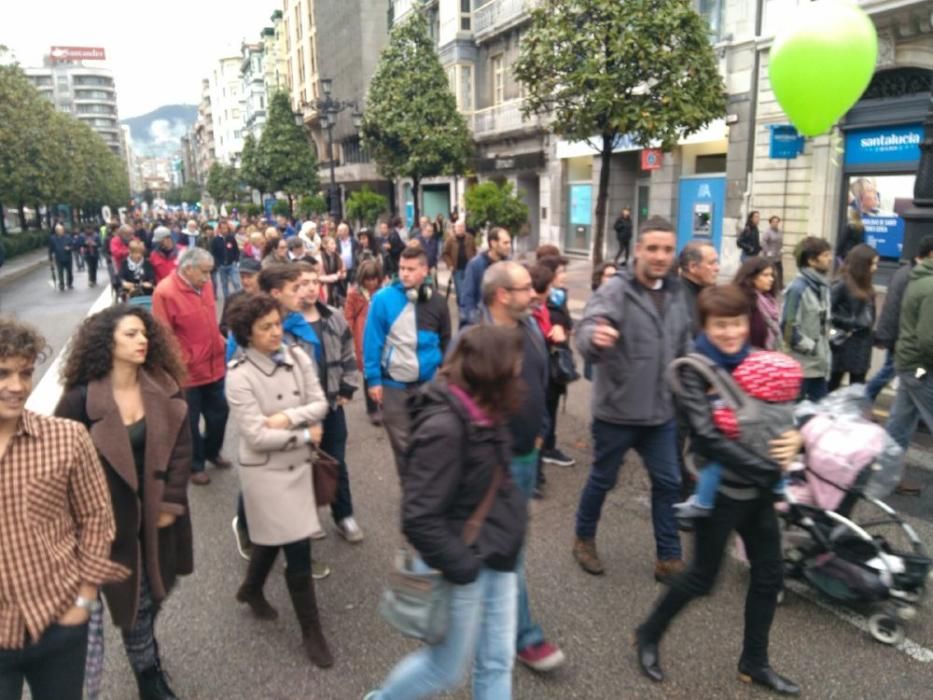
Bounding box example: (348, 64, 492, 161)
(405, 284, 433, 303)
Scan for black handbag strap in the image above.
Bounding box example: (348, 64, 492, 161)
(461, 466, 503, 547)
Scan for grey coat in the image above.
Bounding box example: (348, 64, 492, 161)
(576, 269, 693, 426)
(225, 345, 328, 546)
(874, 262, 912, 351)
(286, 302, 360, 409)
(781, 268, 832, 379)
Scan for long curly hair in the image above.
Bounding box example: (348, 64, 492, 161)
(60, 306, 186, 391)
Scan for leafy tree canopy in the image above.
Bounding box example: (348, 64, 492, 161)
(257, 91, 320, 204)
(345, 186, 388, 227)
(464, 181, 529, 235)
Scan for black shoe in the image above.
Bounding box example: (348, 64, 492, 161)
(738, 662, 800, 696)
(135, 663, 178, 700)
(541, 448, 576, 467)
(633, 631, 663, 682)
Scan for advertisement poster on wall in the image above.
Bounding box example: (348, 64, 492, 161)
(846, 174, 915, 259)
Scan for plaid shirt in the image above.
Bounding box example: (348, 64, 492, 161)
(0, 410, 128, 649)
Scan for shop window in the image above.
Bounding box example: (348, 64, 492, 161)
(695, 153, 726, 174)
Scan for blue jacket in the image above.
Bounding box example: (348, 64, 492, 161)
(415, 234, 440, 269)
(458, 252, 493, 328)
(363, 280, 451, 389)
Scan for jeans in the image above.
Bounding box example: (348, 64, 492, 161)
(0, 622, 89, 700)
(885, 370, 933, 455)
(185, 378, 229, 473)
(374, 566, 517, 700)
(866, 349, 896, 402)
(638, 493, 783, 668)
(693, 463, 784, 509)
(219, 263, 241, 299)
(509, 451, 546, 652)
(452, 269, 466, 301)
(321, 406, 353, 522)
(575, 419, 682, 560)
(55, 257, 73, 289)
(210, 268, 220, 299)
(381, 384, 420, 478)
(799, 377, 828, 403)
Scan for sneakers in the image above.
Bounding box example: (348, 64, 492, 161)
(517, 641, 566, 672)
(336, 516, 364, 543)
(673, 495, 712, 529)
(541, 448, 575, 467)
(654, 558, 686, 585)
(368, 410, 383, 426)
(209, 454, 233, 469)
(231, 516, 252, 561)
(572, 537, 604, 575)
(311, 559, 331, 580)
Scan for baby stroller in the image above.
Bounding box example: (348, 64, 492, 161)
(779, 386, 932, 645)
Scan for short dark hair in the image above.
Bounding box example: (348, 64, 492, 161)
(537, 255, 568, 274)
(258, 263, 303, 292)
(355, 259, 382, 286)
(487, 227, 508, 244)
(591, 262, 617, 291)
(678, 240, 713, 272)
(638, 216, 675, 239)
(917, 234, 933, 260)
(400, 246, 428, 265)
(287, 237, 305, 251)
(226, 293, 283, 348)
(0, 317, 48, 363)
(795, 236, 832, 269)
(528, 263, 555, 294)
(769, 215, 780, 225)
(535, 244, 561, 260)
(697, 284, 751, 328)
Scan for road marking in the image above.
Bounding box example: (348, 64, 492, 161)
(783, 579, 933, 663)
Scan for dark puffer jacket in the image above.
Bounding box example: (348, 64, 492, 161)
(830, 280, 875, 375)
(402, 381, 527, 585)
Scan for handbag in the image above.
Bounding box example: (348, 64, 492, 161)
(311, 447, 339, 507)
(829, 326, 851, 348)
(549, 345, 580, 385)
(379, 466, 504, 645)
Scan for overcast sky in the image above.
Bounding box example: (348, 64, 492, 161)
(5, 0, 278, 118)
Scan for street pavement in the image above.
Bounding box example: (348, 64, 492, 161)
(5, 259, 932, 700)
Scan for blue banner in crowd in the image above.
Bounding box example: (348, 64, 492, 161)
(844, 124, 923, 166)
(862, 214, 904, 259)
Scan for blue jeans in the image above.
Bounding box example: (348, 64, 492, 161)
(452, 269, 465, 300)
(866, 349, 896, 402)
(693, 462, 784, 509)
(575, 419, 682, 560)
(508, 451, 545, 652)
(219, 263, 242, 299)
(374, 565, 517, 700)
(321, 406, 353, 522)
(885, 370, 933, 454)
(799, 377, 829, 403)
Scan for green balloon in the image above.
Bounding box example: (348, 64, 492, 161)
(768, 1, 877, 137)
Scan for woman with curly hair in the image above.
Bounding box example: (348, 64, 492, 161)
(55, 305, 192, 700)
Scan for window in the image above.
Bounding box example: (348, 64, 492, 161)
(232, 109, 240, 119)
(491, 55, 504, 106)
(295, 4, 302, 39)
(694, 0, 723, 39)
(461, 65, 473, 111)
(461, 0, 472, 31)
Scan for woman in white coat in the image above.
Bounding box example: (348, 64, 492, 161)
(224, 293, 333, 668)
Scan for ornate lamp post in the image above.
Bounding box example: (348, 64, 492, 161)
(299, 78, 363, 220)
(901, 83, 933, 261)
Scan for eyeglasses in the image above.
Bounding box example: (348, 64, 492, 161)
(505, 284, 532, 293)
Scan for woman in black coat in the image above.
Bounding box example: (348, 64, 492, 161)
(737, 211, 762, 261)
(830, 243, 878, 391)
(56, 305, 192, 700)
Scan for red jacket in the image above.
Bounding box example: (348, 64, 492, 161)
(150, 245, 185, 284)
(110, 235, 130, 272)
(152, 272, 225, 388)
(344, 286, 370, 372)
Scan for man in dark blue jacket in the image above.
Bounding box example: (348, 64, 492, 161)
(48, 223, 74, 291)
(458, 226, 511, 328)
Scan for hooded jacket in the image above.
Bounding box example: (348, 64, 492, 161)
(781, 267, 832, 379)
(895, 258, 933, 373)
(402, 380, 527, 584)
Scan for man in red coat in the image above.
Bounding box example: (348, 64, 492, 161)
(150, 226, 185, 284)
(110, 224, 133, 274)
(152, 247, 230, 485)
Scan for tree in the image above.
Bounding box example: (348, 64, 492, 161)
(298, 194, 327, 219)
(464, 180, 530, 235)
(515, 0, 726, 262)
(165, 181, 201, 205)
(361, 11, 472, 223)
(257, 91, 319, 214)
(345, 186, 388, 227)
(205, 162, 239, 205)
(240, 133, 270, 200)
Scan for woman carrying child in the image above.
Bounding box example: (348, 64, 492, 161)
(635, 284, 803, 696)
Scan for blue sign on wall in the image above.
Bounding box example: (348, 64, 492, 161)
(769, 125, 805, 159)
(845, 124, 923, 166)
(677, 176, 726, 253)
(862, 214, 904, 259)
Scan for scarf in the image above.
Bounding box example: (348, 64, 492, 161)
(755, 291, 782, 351)
(694, 332, 751, 371)
(127, 257, 144, 279)
(448, 384, 493, 427)
(282, 312, 322, 364)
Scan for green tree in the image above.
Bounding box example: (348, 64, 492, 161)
(361, 11, 472, 222)
(298, 194, 327, 219)
(257, 91, 319, 214)
(271, 199, 291, 218)
(165, 181, 201, 205)
(205, 162, 239, 205)
(464, 181, 530, 235)
(345, 186, 388, 227)
(515, 0, 726, 262)
(240, 133, 270, 199)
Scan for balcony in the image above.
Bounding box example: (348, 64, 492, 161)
(473, 0, 539, 41)
(471, 99, 543, 139)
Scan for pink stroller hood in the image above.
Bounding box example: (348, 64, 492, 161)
(790, 414, 885, 511)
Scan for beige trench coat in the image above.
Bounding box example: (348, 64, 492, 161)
(225, 345, 328, 546)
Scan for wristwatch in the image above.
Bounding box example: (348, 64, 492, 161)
(75, 596, 101, 613)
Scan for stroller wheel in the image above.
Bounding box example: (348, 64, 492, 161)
(867, 613, 905, 646)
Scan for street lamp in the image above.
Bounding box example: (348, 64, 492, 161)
(902, 81, 933, 261)
(299, 77, 363, 220)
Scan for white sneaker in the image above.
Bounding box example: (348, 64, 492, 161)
(336, 516, 364, 543)
(231, 516, 251, 561)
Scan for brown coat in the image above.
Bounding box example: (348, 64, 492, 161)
(55, 369, 193, 629)
(441, 233, 476, 271)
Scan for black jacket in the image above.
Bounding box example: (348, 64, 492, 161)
(737, 225, 761, 257)
(681, 276, 704, 336)
(403, 381, 527, 584)
(673, 364, 782, 493)
(614, 216, 633, 242)
(830, 280, 875, 374)
(874, 262, 912, 351)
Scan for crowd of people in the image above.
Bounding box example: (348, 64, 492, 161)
(1, 204, 930, 700)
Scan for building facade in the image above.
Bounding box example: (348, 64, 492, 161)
(194, 79, 216, 184)
(24, 56, 123, 156)
(264, 10, 289, 96)
(209, 55, 247, 165)
(241, 42, 267, 140)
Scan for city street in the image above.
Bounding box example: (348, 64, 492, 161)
(4, 261, 932, 700)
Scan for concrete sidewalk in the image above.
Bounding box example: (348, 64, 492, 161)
(0, 249, 50, 290)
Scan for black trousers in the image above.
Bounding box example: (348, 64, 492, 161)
(254, 539, 312, 576)
(829, 371, 867, 393)
(185, 378, 229, 473)
(55, 257, 73, 289)
(638, 493, 783, 667)
(85, 255, 99, 285)
(321, 406, 353, 523)
(0, 622, 88, 700)
(363, 379, 379, 415)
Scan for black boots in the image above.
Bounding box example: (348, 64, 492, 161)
(738, 661, 801, 696)
(633, 629, 663, 682)
(135, 663, 178, 700)
(236, 545, 279, 620)
(285, 572, 333, 668)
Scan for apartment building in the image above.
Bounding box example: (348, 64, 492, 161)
(210, 55, 247, 165)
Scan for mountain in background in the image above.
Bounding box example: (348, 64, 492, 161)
(121, 104, 198, 158)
